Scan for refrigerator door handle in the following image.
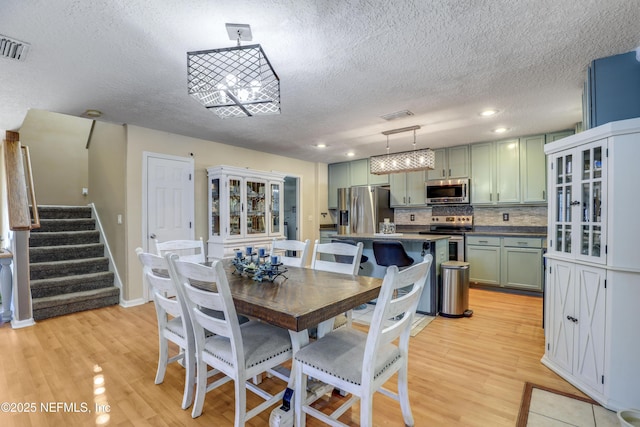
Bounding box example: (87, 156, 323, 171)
(351, 193, 358, 233)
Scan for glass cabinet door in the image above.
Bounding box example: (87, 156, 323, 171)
(228, 177, 242, 236)
(549, 140, 607, 263)
(211, 178, 221, 236)
(552, 152, 573, 254)
(578, 142, 606, 261)
(246, 179, 266, 235)
(270, 182, 281, 234)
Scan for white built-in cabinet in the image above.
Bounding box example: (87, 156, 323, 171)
(207, 165, 285, 260)
(542, 118, 640, 412)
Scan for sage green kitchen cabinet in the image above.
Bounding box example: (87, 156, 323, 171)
(389, 171, 426, 207)
(467, 235, 543, 291)
(470, 142, 494, 204)
(329, 160, 389, 208)
(466, 236, 501, 285)
(349, 159, 369, 186)
(500, 237, 543, 291)
(546, 130, 574, 143)
(427, 145, 469, 180)
(495, 139, 521, 203)
(520, 134, 547, 203)
(328, 162, 349, 209)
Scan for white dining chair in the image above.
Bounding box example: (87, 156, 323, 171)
(136, 248, 195, 410)
(167, 254, 293, 423)
(271, 238, 311, 268)
(310, 240, 364, 333)
(294, 254, 433, 427)
(155, 238, 206, 263)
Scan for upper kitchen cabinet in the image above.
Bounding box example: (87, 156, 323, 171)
(584, 50, 640, 130)
(471, 135, 552, 205)
(470, 139, 520, 204)
(426, 145, 469, 181)
(389, 171, 426, 207)
(328, 162, 349, 209)
(207, 165, 285, 259)
(520, 134, 546, 203)
(328, 159, 388, 209)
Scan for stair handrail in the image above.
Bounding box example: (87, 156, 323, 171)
(3, 131, 40, 230)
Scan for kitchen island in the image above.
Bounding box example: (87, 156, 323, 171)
(332, 233, 449, 315)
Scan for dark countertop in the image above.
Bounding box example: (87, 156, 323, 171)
(333, 233, 449, 242)
(468, 226, 547, 238)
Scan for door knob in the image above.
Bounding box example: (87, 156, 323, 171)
(150, 233, 157, 239)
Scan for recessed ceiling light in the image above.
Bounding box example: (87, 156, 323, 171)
(492, 127, 508, 134)
(315, 143, 327, 148)
(84, 109, 102, 118)
(346, 152, 355, 157)
(480, 109, 499, 117)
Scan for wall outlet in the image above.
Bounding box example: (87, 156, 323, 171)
(503, 213, 509, 221)
(82, 187, 88, 196)
(410, 214, 415, 221)
(117, 214, 123, 224)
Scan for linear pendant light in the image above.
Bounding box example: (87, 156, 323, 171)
(369, 125, 435, 175)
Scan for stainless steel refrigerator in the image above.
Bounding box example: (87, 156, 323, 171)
(337, 186, 393, 234)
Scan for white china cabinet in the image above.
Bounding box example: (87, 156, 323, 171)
(542, 117, 640, 412)
(207, 165, 285, 260)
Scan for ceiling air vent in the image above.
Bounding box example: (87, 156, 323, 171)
(381, 110, 414, 121)
(0, 34, 30, 61)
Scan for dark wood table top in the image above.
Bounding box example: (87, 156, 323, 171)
(220, 259, 382, 332)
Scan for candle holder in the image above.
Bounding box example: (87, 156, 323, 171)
(231, 252, 287, 282)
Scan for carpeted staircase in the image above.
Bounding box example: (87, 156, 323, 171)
(29, 206, 120, 320)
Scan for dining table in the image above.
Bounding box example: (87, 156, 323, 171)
(217, 257, 383, 417)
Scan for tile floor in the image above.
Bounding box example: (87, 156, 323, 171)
(526, 388, 620, 427)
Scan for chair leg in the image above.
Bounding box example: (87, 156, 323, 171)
(235, 377, 247, 427)
(294, 361, 307, 427)
(191, 358, 208, 418)
(397, 361, 414, 426)
(155, 336, 168, 384)
(181, 347, 195, 410)
(360, 390, 375, 427)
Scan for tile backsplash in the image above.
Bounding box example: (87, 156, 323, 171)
(394, 205, 547, 227)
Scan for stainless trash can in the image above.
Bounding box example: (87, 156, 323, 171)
(440, 261, 472, 318)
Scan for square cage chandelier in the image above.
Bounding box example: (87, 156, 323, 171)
(187, 24, 280, 118)
(369, 125, 435, 175)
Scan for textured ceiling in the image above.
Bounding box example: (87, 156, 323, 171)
(1, 1, 638, 164)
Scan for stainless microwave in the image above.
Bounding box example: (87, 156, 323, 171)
(426, 178, 470, 204)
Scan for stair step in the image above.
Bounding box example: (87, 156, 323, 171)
(30, 257, 109, 280)
(29, 230, 100, 247)
(35, 205, 92, 219)
(32, 287, 120, 321)
(32, 218, 96, 233)
(30, 243, 104, 263)
(30, 272, 115, 298)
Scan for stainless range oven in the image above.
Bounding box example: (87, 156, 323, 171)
(419, 215, 473, 261)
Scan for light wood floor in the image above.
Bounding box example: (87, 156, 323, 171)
(0, 288, 586, 426)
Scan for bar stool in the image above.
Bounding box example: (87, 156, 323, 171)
(331, 239, 369, 266)
(373, 240, 414, 269)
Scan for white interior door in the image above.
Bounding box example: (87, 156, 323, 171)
(144, 153, 195, 253)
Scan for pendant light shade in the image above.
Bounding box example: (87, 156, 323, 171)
(369, 126, 435, 175)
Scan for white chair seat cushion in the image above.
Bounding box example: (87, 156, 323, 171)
(294, 328, 401, 386)
(165, 316, 186, 339)
(203, 320, 292, 369)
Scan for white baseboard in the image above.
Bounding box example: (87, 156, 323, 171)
(120, 298, 146, 308)
(11, 317, 35, 328)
